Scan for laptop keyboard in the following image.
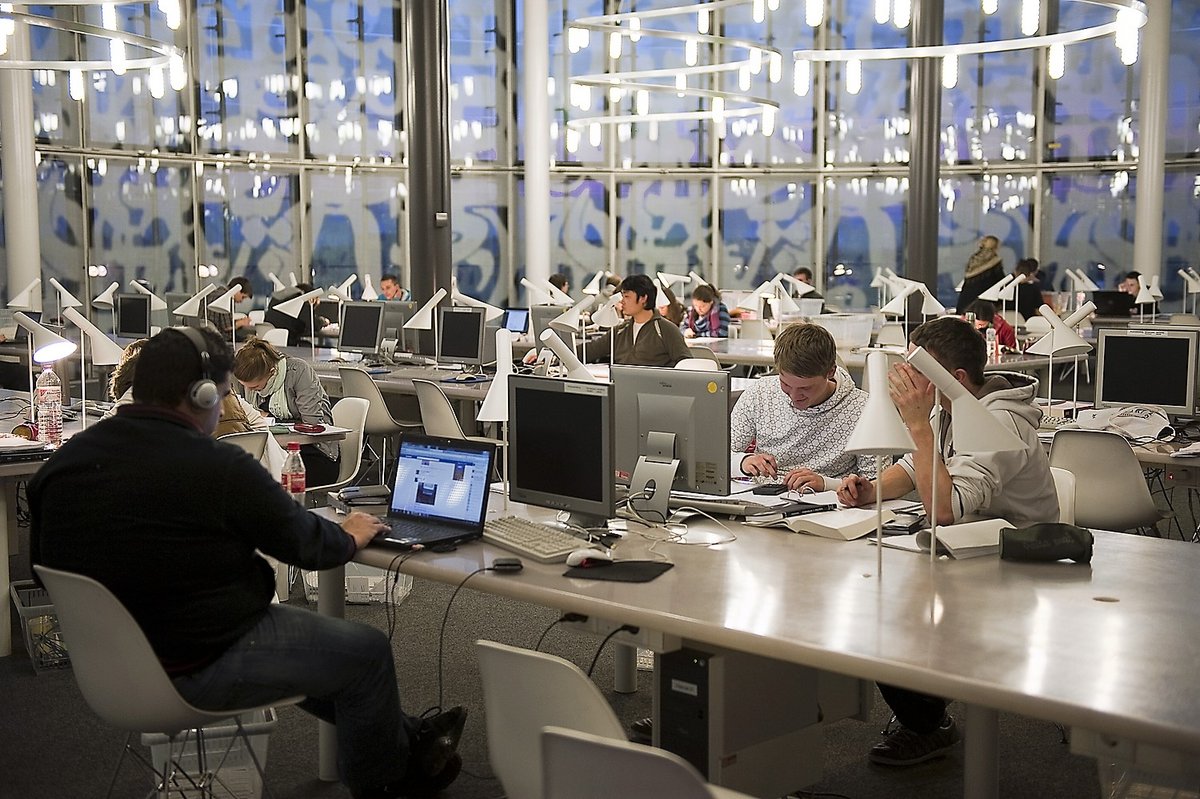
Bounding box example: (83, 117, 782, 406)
(483, 516, 584, 564)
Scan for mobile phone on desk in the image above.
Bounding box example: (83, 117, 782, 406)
(752, 483, 789, 495)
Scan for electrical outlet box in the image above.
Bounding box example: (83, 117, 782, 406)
(560, 614, 681, 653)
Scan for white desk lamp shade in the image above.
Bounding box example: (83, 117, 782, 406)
(919, 286, 946, 316)
(1026, 306, 1091, 358)
(736, 281, 772, 312)
(845, 352, 917, 456)
(287, 272, 298, 287)
(1189, 268, 1200, 284)
(326, 284, 353, 302)
(996, 273, 1028, 302)
(173, 284, 218, 317)
(954, 278, 965, 292)
(402, 288, 448, 330)
(539, 329, 594, 381)
(544, 279, 574, 306)
(906, 347, 1025, 452)
(1081, 270, 1101, 292)
(360, 274, 379, 301)
(128, 281, 168, 311)
(653, 278, 669, 309)
(274, 288, 324, 319)
(9, 279, 43, 313)
(477, 329, 515, 423)
(48, 278, 84, 309)
(337, 275, 357, 297)
(549, 295, 595, 333)
(880, 283, 920, 315)
(656, 271, 690, 288)
(778, 272, 817, 297)
(207, 284, 242, 312)
(1177, 269, 1200, 293)
(976, 274, 1015, 302)
(453, 290, 505, 321)
(267, 272, 287, 292)
(62, 307, 124, 365)
(1062, 301, 1097, 329)
(92, 281, 120, 308)
(520, 278, 554, 305)
(581, 271, 606, 296)
(592, 293, 623, 328)
(1149, 274, 1164, 300)
(688, 271, 708, 289)
(13, 312, 78, 363)
(1134, 275, 1155, 305)
(773, 288, 801, 315)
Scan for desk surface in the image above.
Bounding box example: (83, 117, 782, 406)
(336, 507, 1200, 757)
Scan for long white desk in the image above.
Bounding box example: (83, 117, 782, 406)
(316, 506, 1200, 797)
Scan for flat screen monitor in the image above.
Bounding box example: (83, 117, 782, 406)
(612, 364, 731, 501)
(529, 305, 565, 345)
(382, 301, 417, 350)
(438, 306, 486, 368)
(503, 308, 530, 334)
(508, 374, 615, 528)
(1095, 326, 1199, 418)
(115, 293, 152, 339)
(337, 301, 385, 355)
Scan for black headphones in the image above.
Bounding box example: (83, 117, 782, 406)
(174, 327, 221, 410)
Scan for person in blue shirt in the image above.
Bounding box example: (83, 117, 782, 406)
(680, 283, 730, 338)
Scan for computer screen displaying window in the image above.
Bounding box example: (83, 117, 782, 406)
(115, 294, 152, 338)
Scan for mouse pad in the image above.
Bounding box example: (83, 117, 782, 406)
(562, 561, 673, 582)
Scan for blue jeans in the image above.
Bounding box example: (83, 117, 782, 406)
(172, 604, 418, 795)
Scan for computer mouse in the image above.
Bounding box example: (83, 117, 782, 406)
(454, 373, 477, 382)
(566, 548, 613, 568)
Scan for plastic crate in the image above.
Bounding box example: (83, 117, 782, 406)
(303, 562, 413, 605)
(141, 707, 276, 799)
(1098, 760, 1200, 799)
(813, 313, 875, 349)
(9, 580, 70, 674)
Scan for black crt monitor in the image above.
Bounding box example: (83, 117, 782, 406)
(114, 293, 152, 338)
(337, 301, 385, 355)
(612, 365, 732, 520)
(508, 374, 615, 528)
(1095, 326, 1199, 419)
(502, 308, 530, 334)
(382, 300, 417, 350)
(437, 306, 486, 369)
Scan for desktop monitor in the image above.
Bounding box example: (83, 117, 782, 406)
(337, 301, 385, 355)
(438, 306, 486, 368)
(529, 304, 566, 345)
(382, 300, 417, 350)
(1095, 326, 1199, 419)
(114, 293, 152, 338)
(612, 365, 731, 518)
(508, 374, 615, 528)
(502, 308, 529, 334)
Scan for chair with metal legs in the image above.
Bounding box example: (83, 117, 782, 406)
(339, 367, 421, 483)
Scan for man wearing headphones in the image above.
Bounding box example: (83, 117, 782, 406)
(29, 328, 466, 799)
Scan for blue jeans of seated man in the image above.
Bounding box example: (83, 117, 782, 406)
(172, 604, 419, 795)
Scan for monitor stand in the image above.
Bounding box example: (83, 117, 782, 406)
(628, 431, 680, 523)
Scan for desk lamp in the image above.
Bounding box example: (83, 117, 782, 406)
(765, 275, 802, 319)
(652, 277, 670, 310)
(451, 279, 505, 322)
(954, 277, 964, 293)
(906, 346, 1025, 566)
(1072, 268, 1100, 292)
(360, 274, 379, 301)
(275, 287, 325, 356)
(1027, 302, 1095, 417)
(581, 270, 612, 296)
(91, 281, 120, 334)
(996, 273, 1028, 325)
(844, 351, 916, 578)
(1149, 275, 1164, 303)
(402, 288, 448, 358)
(1134, 275, 1155, 322)
(777, 272, 818, 301)
(128, 280, 168, 312)
(478, 329, 515, 509)
(870, 269, 892, 308)
(591, 293, 623, 364)
(544, 279, 574, 306)
(9, 279, 43, 314)
(207, 285, 244, 349)
(267, 272, 288, 293)
(520, 277, 554, 306)
(1178, 270, 1200, 316)
(173, 284, 218, 319)
(13, 312, 78, 419)
(539, 329, 594, 381)
(976, 273, 1015, 303)
(48, 278, 83, 328)
(549, 295, 596, 364)
(328, 275, 357, 302)
(917, 285, 946, 319)
(62, 308, 123, 430)
(688, 271, 709, 291)
(880, 280, 920, 333)
(656, 272, 691, 298)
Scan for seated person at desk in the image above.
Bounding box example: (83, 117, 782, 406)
(30, 328, 465, 799)
(730, 323, 878, 491)
(965, 299, 1016, 349)
(102, 337, 150, 418)
(837, 316, 1058, 767)
(680, 283, 730, 338)
(263, 282, 331, 346)
(206, 276, 255, 340)
(584, 274, 692, 367)
(1013, 258, 1044, 322)
(233, 337, 339, 485)
(792, 267, 824, 299)
(380, 274, 411, 302)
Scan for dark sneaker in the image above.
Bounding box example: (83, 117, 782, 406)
(411, 707, 468, 777)
(629, 717, 653, 744)
(868, 715, 960, 766)
(355, 753, 463, 799)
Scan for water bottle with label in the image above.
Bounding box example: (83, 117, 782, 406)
(35, 366, 63, 447)
(986, 326, 999, 363)
(281, 442, 306, 504)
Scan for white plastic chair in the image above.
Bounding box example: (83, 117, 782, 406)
(261, 328, 290, 348)
(34, 565, 302, 799)
(307, 396, 369, 495)
(1049, 466, 1076, 525)
(674, 358, 720, 371)
(339, 367, 422, 482)
(542, 727, 754, 799)
(254, 321, 277, 338)
(1049, 429, 1166, 532)
(476, 640, 627, 799)
(247, 309, 266, 324)
(218, 430, 269, 460)
(412, 379, 504, 449)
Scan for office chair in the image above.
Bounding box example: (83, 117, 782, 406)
(541, 727, 754, 799)
(685, 346, 723, 366)
(306, 396, 369, 497)
(339, 367, 421, 483)
(34, 565, 302, 799)
(1049, 429, 1167, 533)
(476, 640, 627, 799)
(261, 328, 290, 348)
(1049, 466, 1076, 525)
(218, 430, 269, 460)
(254, 322, 277, 338)
(412, 378, 504, 447)
(674, 357, 720, 372)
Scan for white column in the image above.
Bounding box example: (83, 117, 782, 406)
(522, 0, 550, 285)
(0, 20, 42, 299)
(1132, 0, 1171, 282)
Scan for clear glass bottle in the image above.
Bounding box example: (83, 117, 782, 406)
(35, 366, 63, 447)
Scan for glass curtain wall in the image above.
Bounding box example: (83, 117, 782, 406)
(6, 0, 1200, 316)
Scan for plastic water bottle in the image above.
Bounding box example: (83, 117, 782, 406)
(986, 326, 999, 363)
(35, 366, 63, 447)
(281, 442, 306, 504)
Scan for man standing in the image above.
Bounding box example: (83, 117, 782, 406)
(30, 327, 465, 799)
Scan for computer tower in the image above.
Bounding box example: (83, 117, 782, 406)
(652, 646, 871, 797)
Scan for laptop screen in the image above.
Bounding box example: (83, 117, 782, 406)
(390, 437, 493, 526)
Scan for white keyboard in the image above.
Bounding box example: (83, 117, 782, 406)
(1039, 414, 1075, 431)
(483, 516, 584, 564)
